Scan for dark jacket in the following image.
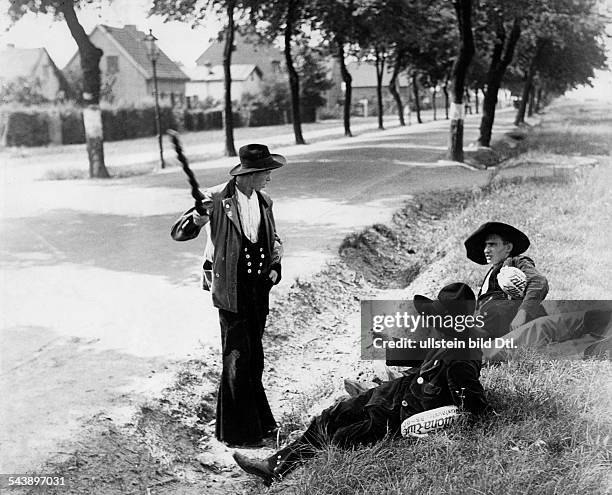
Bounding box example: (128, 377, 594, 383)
(367, 348, 489, 420)
(171, 179, 283, 313)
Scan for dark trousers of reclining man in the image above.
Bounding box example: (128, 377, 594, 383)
(233, 283, 491, 485)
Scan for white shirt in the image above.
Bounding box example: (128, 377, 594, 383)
(235, 187, 261, 243)
(479, 267, 494, 297)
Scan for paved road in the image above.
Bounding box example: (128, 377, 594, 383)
(1, 107, 527, 472)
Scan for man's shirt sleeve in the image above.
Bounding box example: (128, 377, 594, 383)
(512, 256, 549, 316)
(170, 189, 214, 241)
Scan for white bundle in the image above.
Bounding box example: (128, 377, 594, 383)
(497, 266, 527, 299)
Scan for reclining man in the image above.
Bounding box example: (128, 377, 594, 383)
(233, 283, 491, 485)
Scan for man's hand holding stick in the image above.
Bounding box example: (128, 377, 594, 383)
(167, 129, 207, 216)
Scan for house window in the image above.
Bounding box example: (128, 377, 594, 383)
(41, 65, 50, 79)
(107, 56, 119, 74)
(271, 60, 281, 73)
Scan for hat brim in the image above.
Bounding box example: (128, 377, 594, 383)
(413, 294, 449, 318)
(464, 222, 530, 265)
(229, 154, 286, 176)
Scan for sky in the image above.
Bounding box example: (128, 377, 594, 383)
(0, 0, 222, 68)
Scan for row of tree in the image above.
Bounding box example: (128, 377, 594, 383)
(7, 0, 608, 177)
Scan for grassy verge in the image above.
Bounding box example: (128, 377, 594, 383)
(286, 356, 610, 495)
(41, 164, 155, 181)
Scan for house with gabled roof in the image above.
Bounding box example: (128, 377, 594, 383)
(322, 60, 412, 116)
(184, 63, 263, 103)
(195, 32, 284, 78)
(0, 45, 70, 102)
(63, 24, 189, 106)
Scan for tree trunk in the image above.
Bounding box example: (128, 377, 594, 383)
(389, 55, 405, 126)
(285, 0, 305, 144)
(337, 40, 352, 137)
(412, 72, 422, 124)
(443, 80, 449, 120)
(478, 18, 521, 147)
(432, 85, 437, 120)
(223, 0, 237, 156)
(535, 86, 543, 113)
(59, 0, 108, 178)
(449, 0, 475, 162)
(514, 61, 536, 125)
(474, 87, 479, 114)
(527, 84, 535, 117)
(375, 47, 385, 129)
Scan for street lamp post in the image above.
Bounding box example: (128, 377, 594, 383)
(144, 29, 165, 169)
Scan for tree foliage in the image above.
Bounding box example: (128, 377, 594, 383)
(0, 77, 50, 106)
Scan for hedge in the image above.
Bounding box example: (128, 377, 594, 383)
(1, 105, 181, 147)
(2, 110, 50, 147)
(0, 104, 314, 147)
(182, 108, 223, 132)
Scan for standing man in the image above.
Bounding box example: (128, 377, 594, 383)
(171, 144, 285, 447)
(464, 221, 548, 338)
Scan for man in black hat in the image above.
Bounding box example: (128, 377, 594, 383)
(171, 144, 285, 447)
(233, 283, 491, 485)
(464, 222, 549, 338)
(465, 222, 611, 360)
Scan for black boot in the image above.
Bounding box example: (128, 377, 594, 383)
(233, 452, 276, 486)
(233, 441, 314, 485)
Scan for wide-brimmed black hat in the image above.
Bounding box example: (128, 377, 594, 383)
(229, 144, 286, 176)
(464, 222, 530, 265)
(413, 282, 476, 318)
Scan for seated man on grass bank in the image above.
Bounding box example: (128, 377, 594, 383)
(464, 221, 549, 337)
(465, 221, 611, 360)
(233, 283, 491, 486)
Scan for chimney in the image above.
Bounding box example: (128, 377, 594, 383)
(124, 25, 138, 35)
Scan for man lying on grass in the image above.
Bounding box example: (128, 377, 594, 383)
(233, 283, 492, 486)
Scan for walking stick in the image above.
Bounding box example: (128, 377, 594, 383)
(167, 130, 206, 214)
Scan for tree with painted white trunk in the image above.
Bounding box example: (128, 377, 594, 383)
(448, 0, 475, 162)
(8, 0, 110, 178)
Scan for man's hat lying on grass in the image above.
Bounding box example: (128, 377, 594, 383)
(464, 222, 530, 265)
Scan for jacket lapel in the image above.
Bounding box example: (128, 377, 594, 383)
(257, 191, 273, 254)
(223, 180, 243, 235)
